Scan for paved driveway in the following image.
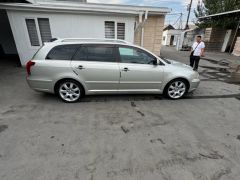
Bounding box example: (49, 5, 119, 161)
(0, 55, 240, 180)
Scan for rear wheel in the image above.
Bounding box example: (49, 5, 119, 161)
(57, 80, 83, 103)
(165, 79, 188, 99)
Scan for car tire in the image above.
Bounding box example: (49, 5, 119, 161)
(57, 80, 83, 103)
(164, 79, 188, 99)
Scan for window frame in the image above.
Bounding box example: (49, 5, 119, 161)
(117, 22, 125, 40)
(104, 21, 115, 39)
(25, 17, 52, 48)
(25, 18, 41, 47)
(104, 21, 126, 40)
(37, 18, 52, 44)
(72, 44, 118, 63)
(116, 45, 158, 65)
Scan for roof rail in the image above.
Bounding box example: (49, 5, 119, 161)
(60, 38, 131, 44)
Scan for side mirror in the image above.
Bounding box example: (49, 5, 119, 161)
(153, 58, 158, 65)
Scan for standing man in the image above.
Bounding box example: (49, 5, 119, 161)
(190, 35, 205, 71)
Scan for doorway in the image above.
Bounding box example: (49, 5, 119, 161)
(170, 35, 174, 46)
(0, 9, 21, 67)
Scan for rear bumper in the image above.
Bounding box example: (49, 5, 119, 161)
(189, 78, 200, 92)
(26, 77, 54, 93)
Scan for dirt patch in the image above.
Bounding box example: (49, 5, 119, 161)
(0, 124, 8, 133)
(211, 168, 231, 180)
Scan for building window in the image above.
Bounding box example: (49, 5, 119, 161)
(25, 18, 52, 46)
(163, 36, 166, 41)
(105, 21, 126, 40)
(117, 23, 125, 40)
(38, 18, 52, 43)
(25, 19, 40, 46)
(105, 21, 115, 39)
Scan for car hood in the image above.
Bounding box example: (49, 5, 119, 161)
(167, 59, 193, 70)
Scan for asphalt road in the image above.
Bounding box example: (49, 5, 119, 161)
(0, 49, 240, 180)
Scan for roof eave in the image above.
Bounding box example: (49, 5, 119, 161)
(0, 3, 170, 16)
(199, 9, 240, 19)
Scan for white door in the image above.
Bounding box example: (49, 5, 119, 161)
(221, 30, 232, 52)
(117, 46, 164, 92)
(71, 45, 120, 92)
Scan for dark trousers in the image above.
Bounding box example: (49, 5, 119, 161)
(190, 56, 200, 70)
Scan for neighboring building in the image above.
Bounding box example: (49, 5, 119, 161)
(162, 25, 183, 46)
(179, 27, 204, 50)
(198, 9, 240, 55)
(0, 0, 170, 66)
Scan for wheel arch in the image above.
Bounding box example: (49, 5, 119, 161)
(163, 77, 190, 94)
(54, 78, 86, 96)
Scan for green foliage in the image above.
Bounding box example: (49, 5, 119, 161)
(195, 0, 240, 29)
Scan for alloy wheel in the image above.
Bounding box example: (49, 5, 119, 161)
(59, 82, 81, 102)
(167, 80, 186, 99)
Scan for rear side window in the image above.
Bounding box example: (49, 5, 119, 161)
(46, 45, 79, 60)
(72, 45, 116, 62)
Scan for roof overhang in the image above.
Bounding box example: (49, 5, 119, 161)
(0, 1, 171, 16)
(199, 9, 240, 19)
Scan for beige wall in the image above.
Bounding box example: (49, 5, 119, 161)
(233, 37, 240, 56)
(134, 15, 165, 56)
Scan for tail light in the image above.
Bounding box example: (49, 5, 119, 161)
(26, 60, 35, 75)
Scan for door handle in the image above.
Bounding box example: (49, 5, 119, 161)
(122, 67, 129, 72)
(77, 65, 85, 70)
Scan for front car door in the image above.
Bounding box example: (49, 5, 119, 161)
(117, 45, 164, 93)
(71, 44, 120, 93)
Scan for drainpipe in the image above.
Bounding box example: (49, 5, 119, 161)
(141, 10, 148, 47)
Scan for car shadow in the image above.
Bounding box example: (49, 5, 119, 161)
(39, 92, 240, 103)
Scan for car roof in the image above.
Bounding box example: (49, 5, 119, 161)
(33, 38, 162, 62)
(51, 38, 131, 45)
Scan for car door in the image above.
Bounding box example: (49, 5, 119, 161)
(71, 44, 120, 92)
(117, 45, 164, 92)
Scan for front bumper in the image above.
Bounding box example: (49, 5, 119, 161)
(189, 78, 200, 92)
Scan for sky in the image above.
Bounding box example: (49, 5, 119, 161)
(87, 0, 200, 28)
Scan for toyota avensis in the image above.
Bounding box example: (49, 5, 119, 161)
(26, 38, 200, 103)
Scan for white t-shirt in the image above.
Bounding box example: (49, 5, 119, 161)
(192, 41, 205, 56)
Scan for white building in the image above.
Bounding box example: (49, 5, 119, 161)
(162, 25, 183, 46)
(0, 0, 170, 66)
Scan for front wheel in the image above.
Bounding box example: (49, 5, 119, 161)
(57, 80, 83, 103)
(165, 79, 188, 99)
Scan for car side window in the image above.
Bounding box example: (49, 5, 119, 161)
(118, 47, 156, 64)
(72, 45, 116, 62)
(72, 46, 87, 60)
(46, 45, 79, 60)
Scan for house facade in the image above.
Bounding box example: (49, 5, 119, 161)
(162, 25, 183, 46)
(0, 0, 170, 66)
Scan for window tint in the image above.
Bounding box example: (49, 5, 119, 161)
(73, 46, 116, 62)
(119, 47, 155, 64)
(72, 46, 87, 60)
(46, 45, 79, 60)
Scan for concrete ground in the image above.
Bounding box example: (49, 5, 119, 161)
(0, 49, 240, 180)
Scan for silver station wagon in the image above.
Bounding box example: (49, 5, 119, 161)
(26, 38, 200, 102)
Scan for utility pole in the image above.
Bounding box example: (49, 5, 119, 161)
(179, 12, 183, 29)
(185, 0, 193, 29)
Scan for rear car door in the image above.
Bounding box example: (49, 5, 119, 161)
(71, 44, 120, 92)
(117, 46, 164, 92)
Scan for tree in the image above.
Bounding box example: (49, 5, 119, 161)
(195, 0, 240, 29)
